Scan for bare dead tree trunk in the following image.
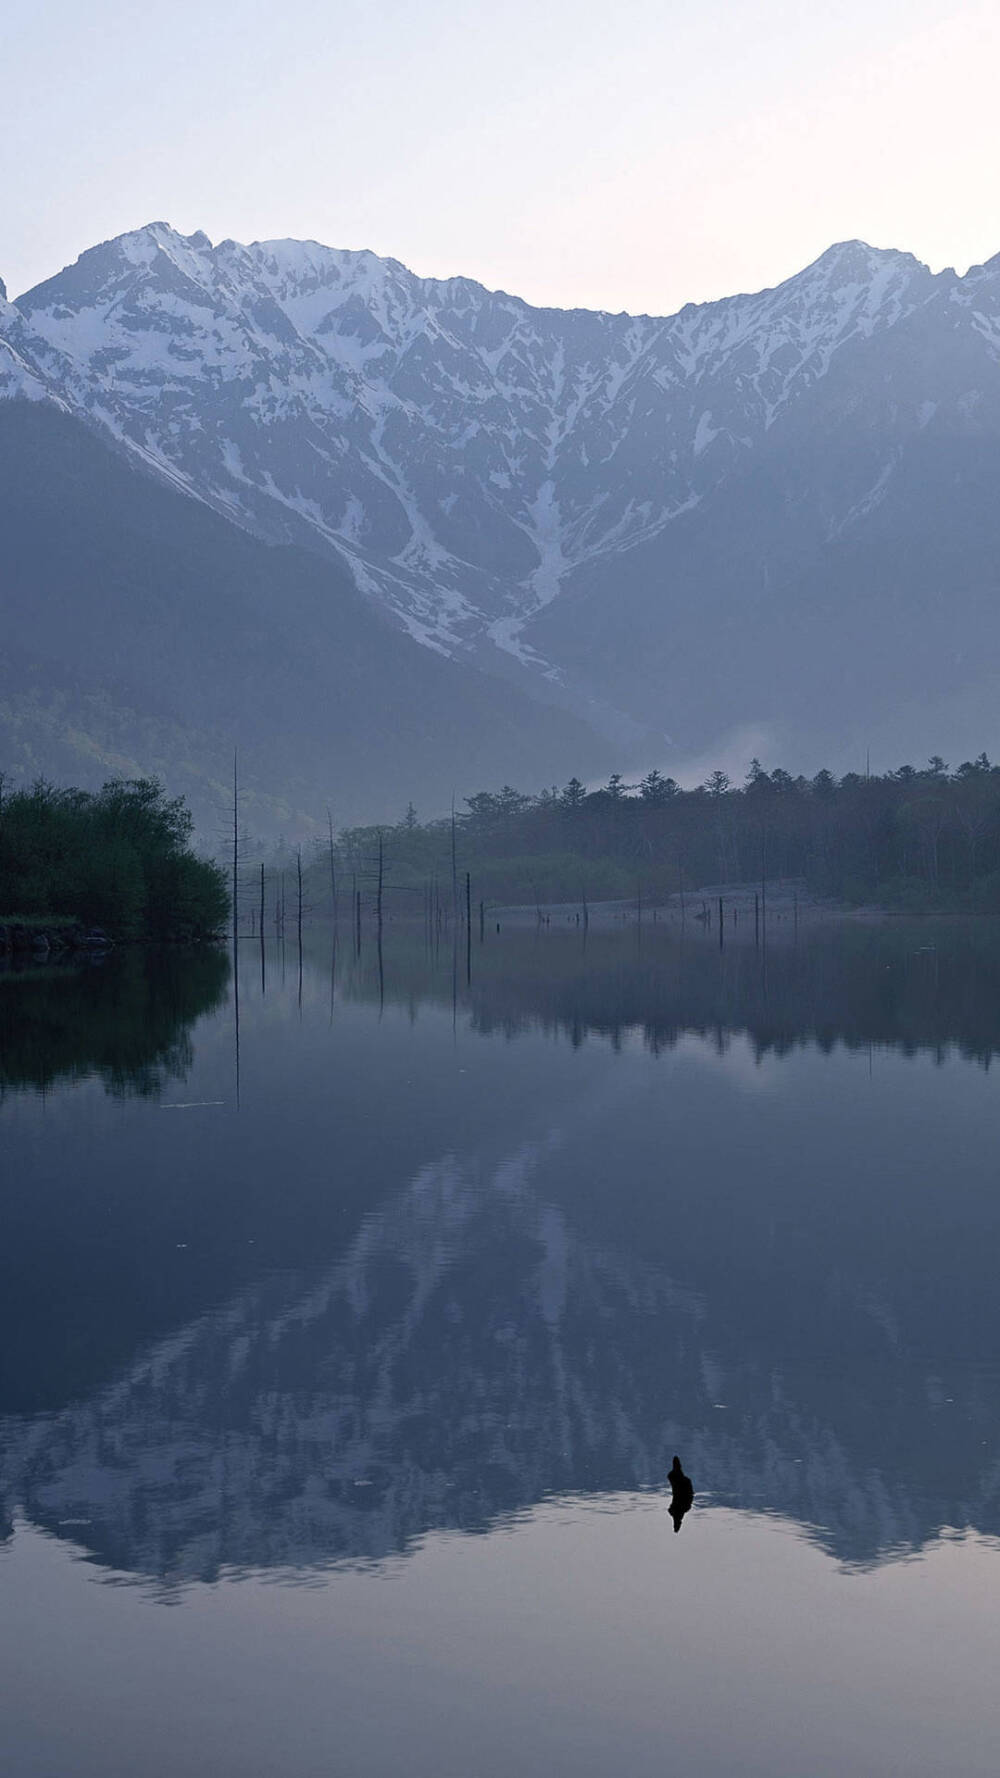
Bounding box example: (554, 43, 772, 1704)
(232, 749, 240, 1109)
(259, 863, 266, 996)
(450, 796, 458, 925)
(296, 847, 303, 1005)
(232, 750, 239, 949)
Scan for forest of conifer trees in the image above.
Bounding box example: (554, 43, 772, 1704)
(324, 755, 1000, 913)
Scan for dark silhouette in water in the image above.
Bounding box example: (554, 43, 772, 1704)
(668, 1455, 694, 1533)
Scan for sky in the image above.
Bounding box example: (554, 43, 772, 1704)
(3, 0, 1000, 314)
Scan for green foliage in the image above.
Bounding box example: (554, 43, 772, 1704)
(0, 776, 228, 939)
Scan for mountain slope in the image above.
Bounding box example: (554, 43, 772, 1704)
(0, 400, 610, 834)
(4, 225, 1000, 773)
(528, 260, 1000, 764)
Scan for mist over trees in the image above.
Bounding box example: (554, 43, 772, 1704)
(319, 755, 1000, 913)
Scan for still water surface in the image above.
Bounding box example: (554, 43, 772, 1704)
(2, 919, 1000, 1776)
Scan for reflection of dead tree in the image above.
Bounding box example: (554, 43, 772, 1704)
(327, 808, 338, 927)
(296, 848, 304, 950)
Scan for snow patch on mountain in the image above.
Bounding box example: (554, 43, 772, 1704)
(0, 336, 53, 405)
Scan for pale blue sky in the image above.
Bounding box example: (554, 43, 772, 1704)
(4, 0, 999, 311)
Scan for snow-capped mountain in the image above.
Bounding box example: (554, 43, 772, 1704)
(5, 224, 1000, 768)
(1, 226, 946, 653)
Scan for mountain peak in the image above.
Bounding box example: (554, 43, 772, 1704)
(130, 220, 211, 248)
(797, 238, 930, 286)
(114, 221, 217, 277)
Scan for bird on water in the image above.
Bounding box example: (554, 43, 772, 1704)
(667, 1455, 694, 1533)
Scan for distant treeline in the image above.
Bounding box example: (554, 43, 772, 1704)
(0, 778, 228, 940)
(319, 755, 1000, 912)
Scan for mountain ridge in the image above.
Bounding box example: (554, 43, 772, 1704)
(4, 223, 1000, 779)
(9, 223, 930, 315)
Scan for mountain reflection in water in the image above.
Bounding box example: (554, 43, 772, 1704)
(1, 920, 999, 1585)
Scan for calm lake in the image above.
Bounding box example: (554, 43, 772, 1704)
(2, 915, 1000, 1777)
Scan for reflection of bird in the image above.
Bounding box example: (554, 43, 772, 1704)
(667, 1454, 694, 1534)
